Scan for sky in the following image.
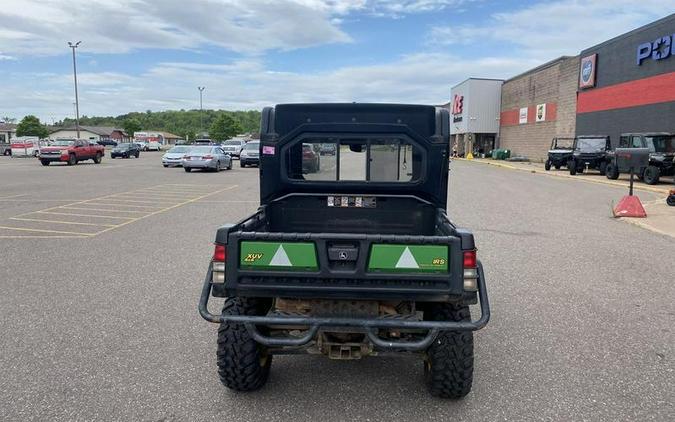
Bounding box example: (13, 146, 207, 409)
(0, 0, 670, 123)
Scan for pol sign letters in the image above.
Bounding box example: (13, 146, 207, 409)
(637, 34, 673, 65)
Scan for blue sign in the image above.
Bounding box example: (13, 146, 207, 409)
(637, 35, 673, 65)
(581, 60, 593, 83)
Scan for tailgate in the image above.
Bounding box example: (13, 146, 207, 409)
(222, 232, 464, 301)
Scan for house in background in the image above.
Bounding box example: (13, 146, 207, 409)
(49, 126, 129, 142)
(0, 123, 17, 143)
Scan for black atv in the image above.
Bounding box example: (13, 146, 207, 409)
(606, 133, 675, 185)
(568, 135, 611, 176)
(544, 137, 574, 171)
(199, 103, 490, 399)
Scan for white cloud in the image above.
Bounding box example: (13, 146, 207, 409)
(4, 54, 539, 122)
(429, 0, 669, 60)
(0, 53, 16, 60)
(0, 0, 468, 56)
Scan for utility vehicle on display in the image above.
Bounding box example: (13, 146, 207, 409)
(605, 133, 675, 184)
(199, 103, 490, 399)
(568, 135, 611, 176)
(544, 137, 574, 171)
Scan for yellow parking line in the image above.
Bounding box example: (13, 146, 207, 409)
(84, 202, 165, 209)
(10, 217, 116, 227)
(95, 197, 179, 204)
(0, 225, 95, 236)
(36, 211, 134, 219)
(60, 206, 149, 214)
(92, 185, 239, 236)
(0, 235, 88, 239)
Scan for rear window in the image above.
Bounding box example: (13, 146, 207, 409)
(286, 137, 422, 183)
(187, 146, 213, 154)
(244, 142, 259, 151)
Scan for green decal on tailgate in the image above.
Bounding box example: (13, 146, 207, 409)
(368, 244, 448, 273)
(240, 241, 318, 270)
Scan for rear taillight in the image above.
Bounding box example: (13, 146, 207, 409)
(212, 244, 226, 283)
(202, 155, 213, 160)
(463, 250, 477, 291)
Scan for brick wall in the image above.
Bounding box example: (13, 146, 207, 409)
(499, 56, 579, 161)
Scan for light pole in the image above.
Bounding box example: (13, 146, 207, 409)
(198, 86, 205, 136)
(68, 41, 82, 138)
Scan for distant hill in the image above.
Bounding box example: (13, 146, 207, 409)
(53, 109, 261, 140)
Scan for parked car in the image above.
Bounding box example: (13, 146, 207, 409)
(111, 143, 141, 159)
(319, 142, 337, 155)
(221, 139, 247, 158)
(606, 133, 675, 184)
(240, 141, 260, 167)
(162, 145, 191, 167)
(194, 139, 214, 145)
(544, 137, 574, 170)
(146, 141, 161, 151)
(97, 139, 118, 147)
(568, 135, 611, 175)
(302, 143, 321, 173)
(39, 138, 105, 166)
(182, 146, 232, 172)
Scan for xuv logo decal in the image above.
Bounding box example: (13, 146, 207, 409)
(239, 241, 318, 270)
(368, 244, 449, 273)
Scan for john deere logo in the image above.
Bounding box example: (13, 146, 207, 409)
(581, 60, 593, 83)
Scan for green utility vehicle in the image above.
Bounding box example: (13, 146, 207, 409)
(199, 103, 490, 398)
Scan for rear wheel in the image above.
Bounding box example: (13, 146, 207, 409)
(544, 160, 551, 171)
(67, 154, 77, 166)
(184, 167, 192, 172)
(606, 163, 619, 179)
(40, 160, 50, 166)
(643, 165, 660, 185)
(424, 303, 473, 399)
(217, 297, 273, 392)
(568, 160, 576, 175)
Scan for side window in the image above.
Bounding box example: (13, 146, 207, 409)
(619, 136, 629, 148)
(631, 136, 642, 148)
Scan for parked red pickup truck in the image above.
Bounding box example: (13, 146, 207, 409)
(39, 139, 105, 166)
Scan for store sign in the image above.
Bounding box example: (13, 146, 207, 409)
(579, 54, 597, 89)
(518, 107, 528, 124)
(636, 34, 673, 65)
(452, 94, 463, 122)
(536, 104, 546, 122)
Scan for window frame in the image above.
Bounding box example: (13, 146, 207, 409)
(281, 133, 427, 185)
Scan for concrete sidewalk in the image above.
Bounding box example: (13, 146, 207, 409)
(455, 157, 674, 195)
(456, 157, 675, 239)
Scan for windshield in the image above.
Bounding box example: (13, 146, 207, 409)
(223, 140, 242, 145)
(52, 140, 74, 146)
(553, 138, 574, 149)
(116, 143, 132, 149)
(244, 142, 259, 151)
(187, 146, 214, 154)
(576, 138, 606, 152)
(645, 135, 675, 153)
(168, 146, 189, 153)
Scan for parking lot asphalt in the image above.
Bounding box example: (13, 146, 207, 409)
(0, 153, 673, 421)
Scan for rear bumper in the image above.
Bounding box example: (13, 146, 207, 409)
(199, 261, 489, 351)
(183, 159, 217, 168)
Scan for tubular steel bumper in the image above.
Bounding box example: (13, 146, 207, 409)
(199, 262, 490, 351)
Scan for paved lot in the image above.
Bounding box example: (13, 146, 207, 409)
(0, 153, 673, 421)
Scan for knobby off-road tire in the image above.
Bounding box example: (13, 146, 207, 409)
(217, 297, 273, 392)
(643, 165, 660, 185)
(599, 161, 607, 176)
(606, 163, 619, 179)
(424, 303, 474, 399)
(568, 160, 577, 175)
(544, 160, 551, 171)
